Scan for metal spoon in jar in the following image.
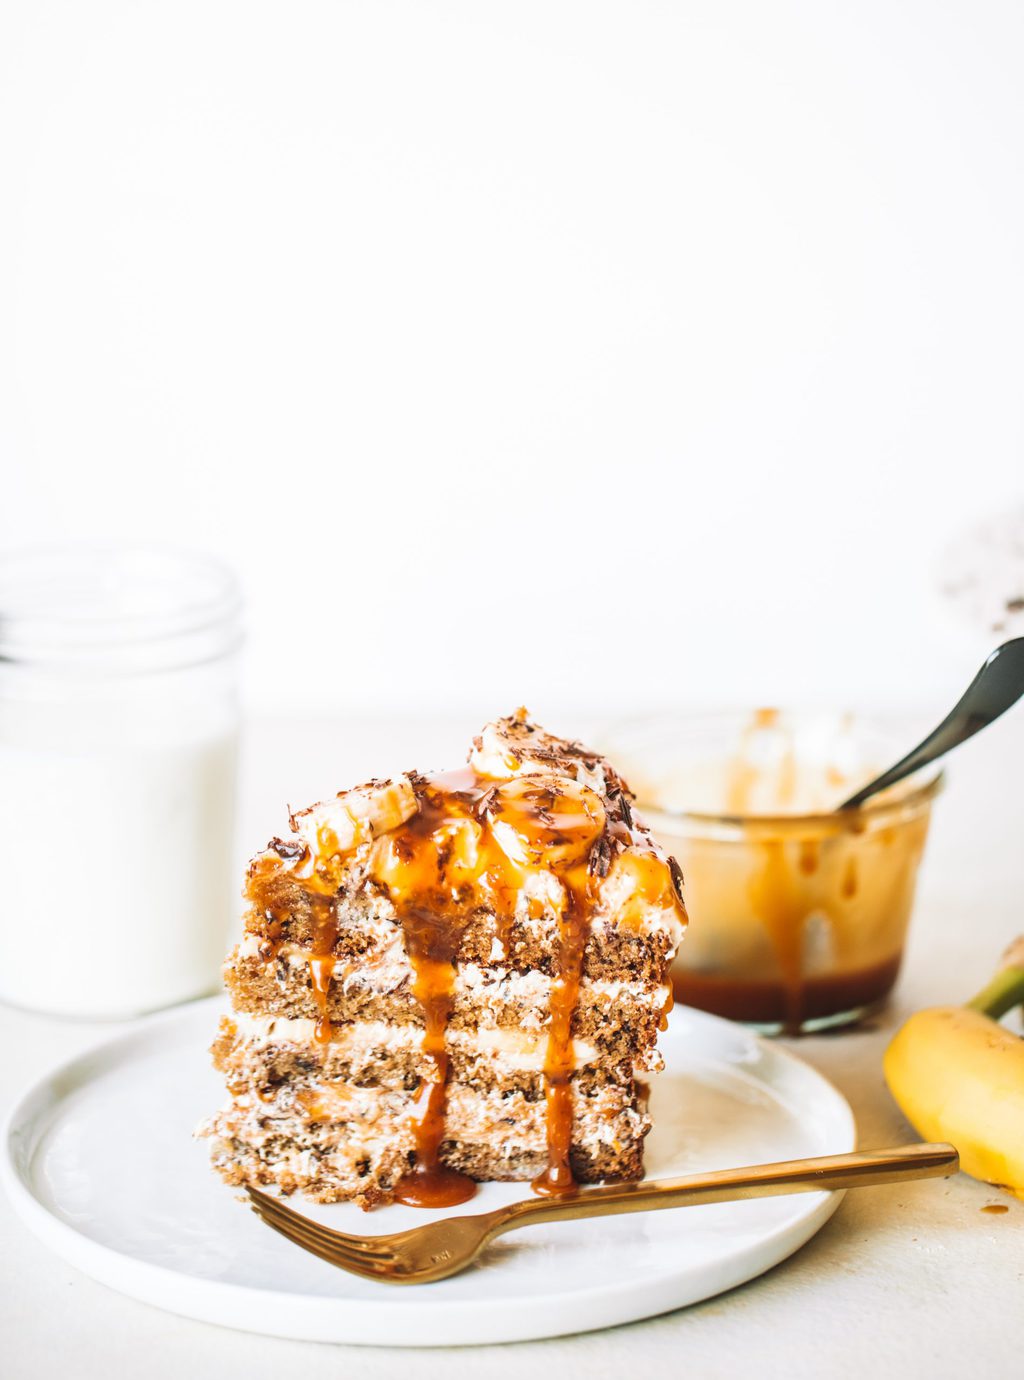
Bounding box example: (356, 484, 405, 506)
(839, 637, 1024, 811)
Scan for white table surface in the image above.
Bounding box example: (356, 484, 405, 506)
(4, 713, 1023, 1380)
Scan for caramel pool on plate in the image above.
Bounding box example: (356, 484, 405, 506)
(600, 710, 943, 1034)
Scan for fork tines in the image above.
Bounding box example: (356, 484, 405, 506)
(246, 1187, 400, 1281)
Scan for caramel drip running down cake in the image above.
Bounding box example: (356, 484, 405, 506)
(198, 710, 688, 1209)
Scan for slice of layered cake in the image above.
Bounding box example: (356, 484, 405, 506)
(199, 710, 687, 1208)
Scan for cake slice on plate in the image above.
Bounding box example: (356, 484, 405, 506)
(198, 709, 687, 1208)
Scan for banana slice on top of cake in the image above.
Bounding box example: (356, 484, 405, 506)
(198, 709, 687, 1209)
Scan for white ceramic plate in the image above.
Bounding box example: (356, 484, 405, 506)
(3, 998, 853, 1347)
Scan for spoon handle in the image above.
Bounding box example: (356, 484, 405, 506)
(839, 637, 1024, 810)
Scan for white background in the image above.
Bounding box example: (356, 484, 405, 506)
(2, 1, 1022, 718)
(3, 14, 1024, 1374)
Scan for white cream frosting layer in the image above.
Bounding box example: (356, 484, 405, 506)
(236, 935, 670, 1011)
(228, 1012, 602, 1071)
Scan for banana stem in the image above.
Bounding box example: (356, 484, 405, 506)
(966, 965, 1024, 1020)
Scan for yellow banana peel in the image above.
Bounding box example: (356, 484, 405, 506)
(884, 939, 1024, 1200)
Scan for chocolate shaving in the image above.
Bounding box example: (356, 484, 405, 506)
(589, 834, 613, 878)
(668, 855, 685, 904)
(271, 837, 305, 861)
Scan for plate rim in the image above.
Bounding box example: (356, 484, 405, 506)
(2, 997, 855, 1346)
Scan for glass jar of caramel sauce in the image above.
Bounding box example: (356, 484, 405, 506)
(599, 710, 943, 1034)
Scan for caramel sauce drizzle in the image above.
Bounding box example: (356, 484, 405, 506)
(532, 875, 589, 1196)
(249, 765, 685, 1206)
(391, 908, 476, 1208)
(657, 978, 675, 1032)
(305, 869, 341, 1044)
(307, 933, 337, 1044)
(370, 769, 524, 1206)
(252, 838, 340, 1043)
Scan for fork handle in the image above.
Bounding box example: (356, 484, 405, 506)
(490, 1143, 958, 1234)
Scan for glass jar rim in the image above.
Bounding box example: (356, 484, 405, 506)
(0, 543, 243, 673)
(598, 707, 945, 830)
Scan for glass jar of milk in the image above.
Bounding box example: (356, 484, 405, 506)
(0, 546, 242, 1018)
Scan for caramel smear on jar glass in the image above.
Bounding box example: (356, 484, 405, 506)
(599, 709, 942, 1035)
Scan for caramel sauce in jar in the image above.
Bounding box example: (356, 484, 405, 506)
(664, 806, 933, 1032)
(608, 711, 942, 1034)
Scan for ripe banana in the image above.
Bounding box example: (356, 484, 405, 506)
(470, 707, 611, 795)
(290, 776, 418, 858)
(486, 774, 607, 868)
(883, 939, 1024, 1200)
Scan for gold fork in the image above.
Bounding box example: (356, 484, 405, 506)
(246, 1141, 957, 1284)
